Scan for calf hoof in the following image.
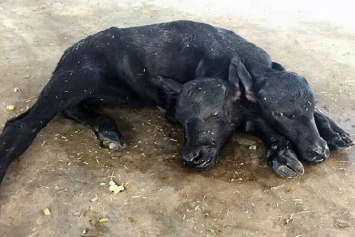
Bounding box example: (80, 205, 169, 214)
(267, 148, 304, 178)
(328, 132, 354, 151)
(98, 131, 126, 151)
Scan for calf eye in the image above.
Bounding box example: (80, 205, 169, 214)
(273, 111, 284, 117)
(211, 111, 220, 118)
(205, 111, 220, 121)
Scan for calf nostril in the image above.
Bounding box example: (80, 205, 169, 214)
(183, 150, 201, 163)
(308, 147, 326, 157)
(205, 147, 214, 153)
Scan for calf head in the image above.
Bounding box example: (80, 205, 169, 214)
(236, 56, 330, 163)
(151, 59, 243, 170)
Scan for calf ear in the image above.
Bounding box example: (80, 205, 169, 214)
(150, 75, 183, 111)
(229, 55, 256, 102)
(150, 75, 182, 96)
(228, 56, 241, 100)
(271, 62, 286, 71)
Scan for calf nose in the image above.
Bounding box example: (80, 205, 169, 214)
(307, 145, 330, 163)
(182, 150, 202, 167)
(308, 147, 324, 156)
(182, 146, 217, 167)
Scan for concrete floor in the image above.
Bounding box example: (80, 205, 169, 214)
(0, 0, 354, 236)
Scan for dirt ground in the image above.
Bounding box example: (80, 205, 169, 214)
(0, 0, 355, 236)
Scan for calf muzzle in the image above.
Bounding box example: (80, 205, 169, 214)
(306, 143, 330, 163)
(182, 145, 218, 170)
(296, 134, 330, 164)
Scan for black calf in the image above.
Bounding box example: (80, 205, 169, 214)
(0, 21, 353, 184)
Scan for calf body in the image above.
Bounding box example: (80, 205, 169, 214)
(0, 21, 352, 183)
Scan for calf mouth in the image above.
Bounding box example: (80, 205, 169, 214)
(193, 157, 217, 171)
(182, 159, 216, 171)
(307, 156, 327, 164)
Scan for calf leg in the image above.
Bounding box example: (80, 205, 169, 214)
(314, 110, 354, 151)
(61, 104, 126, 151)
(0, 70, 103, 184)
(243, 113, 304, 178)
